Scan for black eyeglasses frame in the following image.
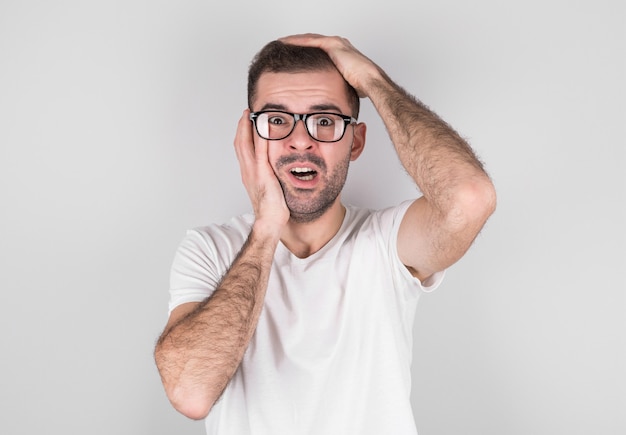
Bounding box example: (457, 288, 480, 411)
(249, 110, 357, 143)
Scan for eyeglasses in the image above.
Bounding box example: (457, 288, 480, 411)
(249, 110, 357, 143)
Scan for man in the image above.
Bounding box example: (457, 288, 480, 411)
(154, 34, 496, 434)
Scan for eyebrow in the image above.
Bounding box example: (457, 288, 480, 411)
(258, 103, 345, 113)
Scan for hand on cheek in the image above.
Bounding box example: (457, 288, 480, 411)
(234, 109, 289, 232)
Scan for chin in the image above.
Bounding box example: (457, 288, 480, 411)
(286, 200, 335, 224)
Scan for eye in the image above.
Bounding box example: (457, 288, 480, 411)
(313, 116, 336, 127)
(267, 114, 288, 125)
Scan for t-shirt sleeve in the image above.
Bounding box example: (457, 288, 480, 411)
(167, 216, 251, 315)
(168, 229, 222, 315)
(379, 199, 445, 293)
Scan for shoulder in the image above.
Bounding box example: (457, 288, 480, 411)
(345, 200, 415, 237)
(174, 214, 254, 266)
(189, 214, 254, 245)
(342, 200, 443, 291)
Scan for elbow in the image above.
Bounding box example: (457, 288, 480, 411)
(167, 384, 215, 420)
(448, 176, 497, 230)
(473, 176, 497, 220)
(173, 400, 212, 421)
(155, 350, 217, 421)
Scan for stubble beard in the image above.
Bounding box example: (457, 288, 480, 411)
(276, 152, 351, 224)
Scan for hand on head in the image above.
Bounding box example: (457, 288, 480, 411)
(278, 33, 381, 98)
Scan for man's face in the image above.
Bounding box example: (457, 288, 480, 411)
(252, 69, 365, 223)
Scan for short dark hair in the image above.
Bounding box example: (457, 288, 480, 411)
(247, 40, 360, 118)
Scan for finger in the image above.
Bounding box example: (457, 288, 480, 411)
(234, 109, 273, 187)
(235, 110, 262, 190)
(278, 33, 323, 44)
(279, 34, 344, 51)
(253, 128, 269, 166)
(234, 109, 254, 166)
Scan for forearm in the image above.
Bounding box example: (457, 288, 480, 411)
(366, 73, 492, 210)
(154, 224, 279, 419)
(369, 72, 496, 277)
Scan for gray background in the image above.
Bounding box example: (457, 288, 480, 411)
(1, 1, 624, 434)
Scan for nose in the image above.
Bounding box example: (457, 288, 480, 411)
(287, 120, 314, 150)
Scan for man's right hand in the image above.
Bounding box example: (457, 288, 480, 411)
(234, 109, 289, 235)
(156, 110, 288, 419)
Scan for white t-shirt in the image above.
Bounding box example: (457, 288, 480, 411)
(169, 200, 444, 435)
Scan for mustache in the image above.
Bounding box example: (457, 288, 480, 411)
(275, 153, 327, 171)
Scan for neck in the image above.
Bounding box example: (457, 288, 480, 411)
(280, 200, 346, 258)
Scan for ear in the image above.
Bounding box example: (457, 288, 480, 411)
(349, 122, 366, 161)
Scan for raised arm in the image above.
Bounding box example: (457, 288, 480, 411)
(154, 110, 288, 419)
(280, 34, 496, 281)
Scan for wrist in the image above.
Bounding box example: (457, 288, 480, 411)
(250, 219, 284, 245)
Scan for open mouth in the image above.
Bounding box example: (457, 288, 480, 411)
(290, 167, 318, 181)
